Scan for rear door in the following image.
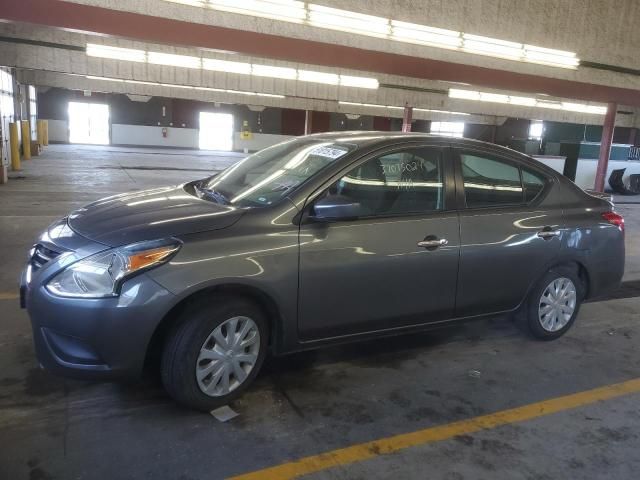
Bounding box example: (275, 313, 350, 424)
(453, 147, 563, 317)
(297, 144, 460, 340)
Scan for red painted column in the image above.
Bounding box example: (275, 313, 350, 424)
(304, 110, 313, 135)
(594, 102, 617, 192)
(402, 104, 413, 133)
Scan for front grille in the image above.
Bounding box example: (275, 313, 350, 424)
(30, 244, 62, 272)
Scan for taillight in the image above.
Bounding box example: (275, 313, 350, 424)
(602, 211, 624, 232)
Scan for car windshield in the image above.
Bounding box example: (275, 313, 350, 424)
(199, 138, 356, 207)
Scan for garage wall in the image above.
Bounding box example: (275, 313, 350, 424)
(112, 124, 198, 148)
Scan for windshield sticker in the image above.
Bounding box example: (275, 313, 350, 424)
(310, 146, 349, 159)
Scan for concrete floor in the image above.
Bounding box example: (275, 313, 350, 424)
(1, 145, 640, 480)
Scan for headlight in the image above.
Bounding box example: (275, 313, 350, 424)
(46, 239, 181, 298)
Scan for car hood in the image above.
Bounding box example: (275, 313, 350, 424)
(67, 184, 244, 246)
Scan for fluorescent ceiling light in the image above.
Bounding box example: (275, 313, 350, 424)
(449, 89, 481, 101)
(210, 0, 306, 22)
(509, 96, 538, 107)
(86, 43, 379, 89)
(339, 101, 403, 110)
(86, 75, 124, 82)
(449, 88, 606, 114)
(561, 102, 607, 115)
(392, 20, 462, 48)
(125, 80, 160, 86)
(86, 44, 146, 62)
(339, 75, 379, 89)
(148, 52, 201, 69)
(252, 64, 297, 79)
(298, 70, 340, 85)
(478, 92, 510, 103)
(84, 74, 284, 98)
(462, 34, 523, 59)
(161, 1, 580, 69)
(308, 4, 390, 37)
(523, 46, 579, 68)
(414, 108, 471, 116)
(202, 58, 252, 75)
(159, 83, 195, 89)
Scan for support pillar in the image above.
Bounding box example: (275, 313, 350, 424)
(304, 110, 313, 136)
(9, 122, 20, 171)
(21, 120, 31, 160)
(402, 104, 413, 133)
(37, 120, 45, 146)
(594, 102, 617, 192)
(629, 127, 637, 147)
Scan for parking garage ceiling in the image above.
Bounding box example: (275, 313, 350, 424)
(0, 0, 638, 125)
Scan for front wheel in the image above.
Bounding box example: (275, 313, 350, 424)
(161, 295, 268, 411)
(525, 267, 584, 340)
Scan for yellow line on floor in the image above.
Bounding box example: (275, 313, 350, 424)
(229, 377, 640, 480)
(0, 292, 19, 300)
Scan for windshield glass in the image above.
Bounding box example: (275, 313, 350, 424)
(201, 138, 356, 207)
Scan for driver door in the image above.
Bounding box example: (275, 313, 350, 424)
(297, 145, 460, 340)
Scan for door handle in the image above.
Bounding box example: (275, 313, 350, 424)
(537, 229, 560, 240)
(418, 238, 449, 249)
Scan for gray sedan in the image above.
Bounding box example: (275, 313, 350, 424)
(21, 133, 625, 410)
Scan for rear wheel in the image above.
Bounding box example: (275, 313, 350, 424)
(161, 295, 268, 411)
(525, 267, 584, 340)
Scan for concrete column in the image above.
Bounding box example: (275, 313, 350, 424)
(402, 104, 413, 133)
(594, 102, 617, 192)
(629, 128, 637, 147)
(9, 122, 20, 171)
(304, 110, 313, 135)
(21, 120, 31, 160)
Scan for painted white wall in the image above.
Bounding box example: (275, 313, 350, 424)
(44, 120, 294, 151)
(47, 119, 69, 143)
(574, 160, 640, 192)
(533, 155, 640, 191)
(234, 132, 294, 152)
(532, 156, 566, 174)
(112, 124, 199, 148)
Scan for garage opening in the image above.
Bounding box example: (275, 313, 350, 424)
(199, 112, 233, 151)
(68, 102, 110, 145)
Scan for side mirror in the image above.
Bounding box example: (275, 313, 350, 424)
(310, 195, 361, 221)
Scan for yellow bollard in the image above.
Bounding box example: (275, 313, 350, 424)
(36, 119, 44, 146)
(21, 120, 31, 160)
(9, 122, 21, 171)
(43, 120, 49, 146)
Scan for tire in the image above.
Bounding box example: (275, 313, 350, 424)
(525, 266, 584, 340)
(161, 295, 268, 411)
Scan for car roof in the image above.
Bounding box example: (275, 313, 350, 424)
(305, 131, 520, 156)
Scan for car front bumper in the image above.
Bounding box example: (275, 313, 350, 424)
(21, 219, 178, 380)
(23, 268, 176, 380)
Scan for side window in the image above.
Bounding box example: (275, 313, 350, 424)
(522, 169, 546, 202)
(461, 154, 523, 208)
(325, 147, 444, 217)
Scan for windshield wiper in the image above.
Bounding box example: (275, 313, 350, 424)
(195, 184, 230, 205)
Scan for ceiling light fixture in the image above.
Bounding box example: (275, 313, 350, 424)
(298, 70, 340, 85)
(86, 44, 379, 89)
(148, 52, 202, 69)
(391, 20, 462, 48)
(202, 58, 252, 74)
(84, 75, 285, 98)
(449, 88, 606, 114)
(210, 0, 306, 22)
(308, 4, 390, 37)
(161, 1, 580, 69)
(251, 64, 298, 80)
(86, 44, 147, 62)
